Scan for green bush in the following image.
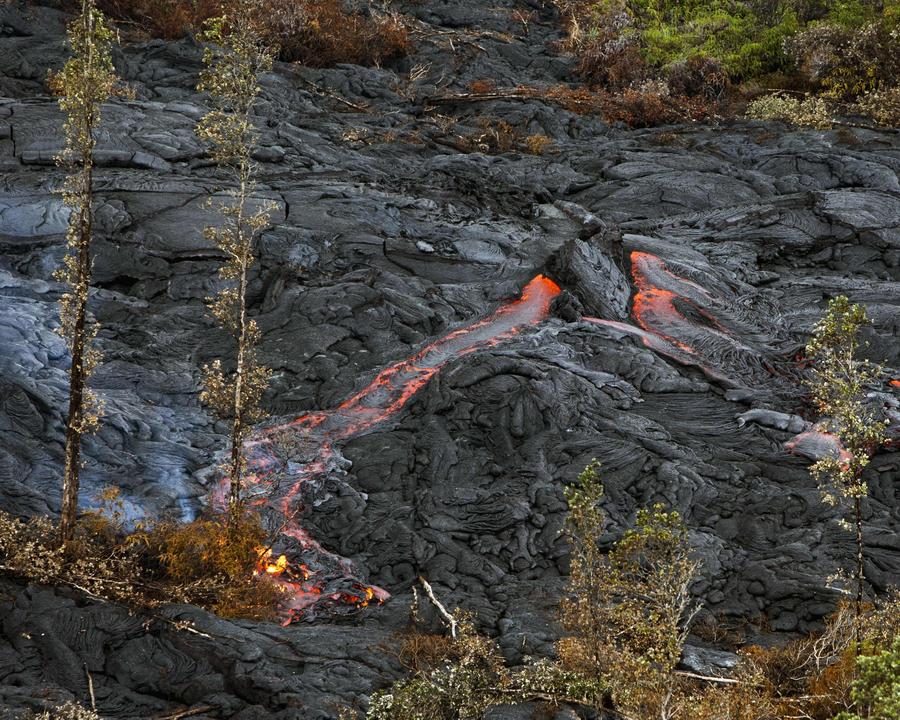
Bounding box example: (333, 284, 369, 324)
(835, 638, 900, 720)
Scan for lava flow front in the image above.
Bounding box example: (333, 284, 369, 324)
(220, 275, 561, 623)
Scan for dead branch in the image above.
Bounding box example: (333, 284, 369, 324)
(674, 669, 739, 684)
(155, 705, 214, 720)
(418, 575, 457, 638)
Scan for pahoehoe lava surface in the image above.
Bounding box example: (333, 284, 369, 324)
(0, 1, 899, 718)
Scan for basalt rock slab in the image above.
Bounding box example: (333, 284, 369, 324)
(0, 1, 898, 719)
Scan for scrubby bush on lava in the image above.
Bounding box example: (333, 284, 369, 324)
(558, 460, 701, 719)
(0, 492, 284, 622)
(30, 701, 102, 720)
(84, 0, 413, 67)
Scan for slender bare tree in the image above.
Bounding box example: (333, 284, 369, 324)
(805, 296, 888, 645)
(50, 0, 120, 544)
(196, 1, 275, 524)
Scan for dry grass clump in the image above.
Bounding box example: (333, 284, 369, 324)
(0, 492, 282, 622)
(30, 701, 102, 720)
(90, 0, 412, 67)
(270, 0, 411, 68)
(855, 86, 900, 126)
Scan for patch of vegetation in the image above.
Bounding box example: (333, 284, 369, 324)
(0, 490, 283, 622)
(558, 460, 700, 718)
(29, 701, 102, 720)
(804, 297, 888, 626)
(366, 457, 900, 720)
(836, 638, 900, 720)
(85, 0, 412, 67)
(553, 1, 900, 126)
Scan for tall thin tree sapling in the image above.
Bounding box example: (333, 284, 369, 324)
(196, 1, 275, 524)
(50, 0, 121, 544)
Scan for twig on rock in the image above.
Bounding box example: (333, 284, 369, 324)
(155, 706, 214, 720)
(417, 575, 457, 638)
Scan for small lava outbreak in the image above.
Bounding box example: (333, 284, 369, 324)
(219, 275, 561, 623)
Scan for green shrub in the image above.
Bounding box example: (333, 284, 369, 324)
(746, 92, 833, 127)
(835, 638, 900, 720)
(558, 460, 700, 719)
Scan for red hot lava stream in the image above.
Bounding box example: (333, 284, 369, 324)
(217, 276, 561, 623)
(585, 251, 735, 385)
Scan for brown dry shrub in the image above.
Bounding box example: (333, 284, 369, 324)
(271, 1, 411, 68)
(0, 504, 283, 622)
(89, 0, 412, 67)
(523, 134, 552, 155)
(467, 78, 497, 94)
(95, 0, 221, 39)
(603, 87, 711, 128)
(213, 579, 282, 620)
(553, 0, 644, 88)
(396, 631, 457, 674)
(667, 56, 729, 100)
(149, 513, 267, 583)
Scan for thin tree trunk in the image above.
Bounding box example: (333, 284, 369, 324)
(854, 494, 864, 651)
(60, 154, 93, 545)
(227, 180, 249, 524)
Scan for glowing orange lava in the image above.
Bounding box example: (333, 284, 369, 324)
(585, 252, 723, 379)
(221, 275, 561, 623)
(891, 379, 900, 389)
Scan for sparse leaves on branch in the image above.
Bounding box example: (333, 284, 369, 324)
(196, 1, 275, 522)
(804, 295, 889, 644)
(805, 296, 886, 501)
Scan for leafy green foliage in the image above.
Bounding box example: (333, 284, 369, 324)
(835, 639, 900, 720)
(555, 0, 799, 85)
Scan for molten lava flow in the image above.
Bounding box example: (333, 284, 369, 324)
(221, 276, 561, 623)
(586, 252, 747, 386)
(891, 379, 900, 389)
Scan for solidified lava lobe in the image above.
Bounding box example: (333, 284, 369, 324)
(230, 275, 561, 623)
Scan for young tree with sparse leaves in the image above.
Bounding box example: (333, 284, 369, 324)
(805, 296, 888, 641)
(49, 0, 121, 544)
(196, 0, 275, 524)
(558, 460, 700, 720)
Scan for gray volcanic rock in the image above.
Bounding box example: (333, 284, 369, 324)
(0, 1, 898, 719)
